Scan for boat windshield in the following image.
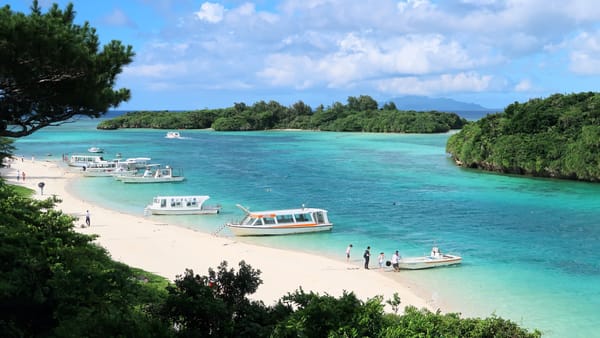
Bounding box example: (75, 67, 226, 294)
(241, 216, 264, 226)
(293, 212, 312, 223)
(314, 211, 326, 224)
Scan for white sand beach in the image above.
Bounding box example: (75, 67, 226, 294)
(1, 157, 436, 311)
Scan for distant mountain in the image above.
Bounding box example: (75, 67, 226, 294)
(387, 95, 495, 112)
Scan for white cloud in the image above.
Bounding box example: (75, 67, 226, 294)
(515, 79, 532, 91)
(375, 72, 493, 96)
(194, 2, 225, 23)
(123, 62, 190, 79)
(397, 0, 435, 13)
(102, 8, 136, 28)
(569, 31, 600, 75)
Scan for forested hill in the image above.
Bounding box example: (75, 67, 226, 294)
(446, 92, 600, 182)
(97, 95, 468, 133)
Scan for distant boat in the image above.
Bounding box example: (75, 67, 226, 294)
(145, 195, 221, 215)
(88, 146, 104, 153)
(165, 131, 182, 139)
(395, 247, 462, 270)
(226, 204, 333, 236)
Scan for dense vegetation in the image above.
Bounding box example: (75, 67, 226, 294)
(0, 1, 134, 137)
(447, 92, 600, 182)
(97, 95, 468, 133)
(0, 180, 541, 337)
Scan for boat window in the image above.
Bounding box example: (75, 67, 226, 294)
(314, 212, 325, 223)
(294, 213, 312, 222)
(241, 216, 254, 225)
(160, 199, 166, 207)
(252, 218, 264, 226)
(276, 214, 294, 223)
(263, 217, 276, 225)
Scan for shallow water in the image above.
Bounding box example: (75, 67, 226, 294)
(13, 116, 600, 337)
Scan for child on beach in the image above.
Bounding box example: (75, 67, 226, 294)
(378, 252, 385, 268)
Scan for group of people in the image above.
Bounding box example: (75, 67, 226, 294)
(346, 244, 402, 271)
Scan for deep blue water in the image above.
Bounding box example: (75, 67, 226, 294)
(12, 116, 600, 337)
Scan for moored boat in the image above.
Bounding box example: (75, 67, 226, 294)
(81, 160, 138, 177)
(396, 247, 462, 270)
(145, 195, 221, 215)
(88, 146, 104, 153)
(68, 154, 105, 167)
(226, 204, 333, 236)
(116, 165, 185, 183)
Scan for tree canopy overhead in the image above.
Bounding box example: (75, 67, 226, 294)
(0, 1, 134, 137)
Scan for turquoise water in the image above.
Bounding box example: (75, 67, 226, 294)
(13, 117, 600, 337)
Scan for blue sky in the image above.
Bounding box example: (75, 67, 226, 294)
(6, 0, 600, 110)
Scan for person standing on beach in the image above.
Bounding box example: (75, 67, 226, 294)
(346, 244, 353, 261)
(378, 252, 385, 269)
(21, 171, 26, 181)
(16, 170, 20, 181)
(391, 250, 400, 271)
(363, 246, 371, 269)
(85, 210, 91, 227)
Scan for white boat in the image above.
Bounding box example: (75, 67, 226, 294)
(116, 165, 185, 183)
(81, 160, 138, 177)
(165, 131, 182, 139)
(68, 154, 105, 167)
(396, 247, 462, 270)
(124, 157, 152, 169)
(226, 204, 333, 236)
(88, 146, 104, 153)
(145, 195, 221, 215)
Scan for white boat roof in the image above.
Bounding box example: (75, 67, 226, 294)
(126, 157, 152, 161)
(154, 195, 209, 200)
(243, 207, 327, 216)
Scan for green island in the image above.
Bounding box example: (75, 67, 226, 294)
(97, 95, 468, 133)
(446, 92, 600, 182)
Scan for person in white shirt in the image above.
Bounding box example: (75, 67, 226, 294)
(391, 250, 400, 271)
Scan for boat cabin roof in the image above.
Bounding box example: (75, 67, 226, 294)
(246, 207, 327, 217)
(154, 195, 210, 201)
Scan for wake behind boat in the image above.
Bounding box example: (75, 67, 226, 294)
(165, 131, 182, 139)
(145, 195, 221, 215)
(226, 204, 333, 236)
(395, 247, 462, 270)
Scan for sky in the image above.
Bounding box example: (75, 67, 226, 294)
(5, 0, 600, 110)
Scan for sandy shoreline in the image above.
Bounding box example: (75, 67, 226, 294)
(1, 157, 436, 312)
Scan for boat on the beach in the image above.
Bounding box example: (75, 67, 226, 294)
(116, 165, 185, 183)
(396, 247, 462, 270)
(145, 195, 221, 215)
(165, 131, 182, 139)
(226, 204, 333, 236)
(88, 146, 104, 153)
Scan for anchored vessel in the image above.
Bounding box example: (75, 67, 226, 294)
(146, 195, 221, 215)
(116, 165, 185, 183)
(226, 204, 333, 236)
(396, 247, 462, 270)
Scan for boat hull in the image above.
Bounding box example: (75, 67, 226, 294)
(119, 177, 185, 183)
(227, 223, 333, 236)
(397, 255, 462, 270)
